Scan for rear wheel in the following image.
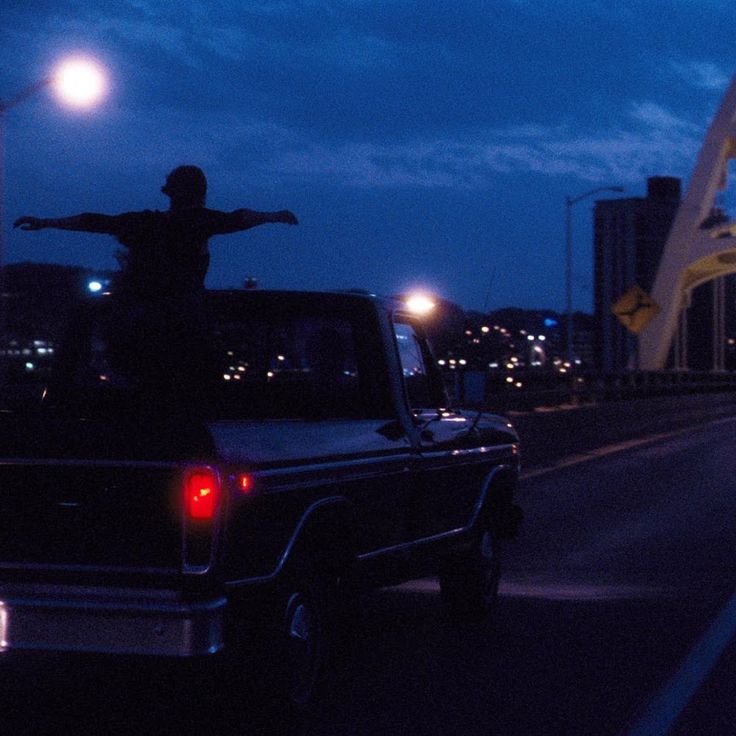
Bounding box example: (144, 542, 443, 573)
(182, 567, 336, 720)
(282, 584, 325, 707)
(439, 526, 502, 619)
(270, 565, 338, 711)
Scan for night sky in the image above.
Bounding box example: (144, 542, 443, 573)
(2, 2, 734, 313)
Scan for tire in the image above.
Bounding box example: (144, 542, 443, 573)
(439, 525, 502, 620)
(273, 566, 335, 711)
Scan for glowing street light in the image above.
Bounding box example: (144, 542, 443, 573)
(0, 55, 108, 351)
(0, 56, 108, 117)
(87, 280, 105, 294)
(53, 58, 107, 108)
(405, 293, 436, 316)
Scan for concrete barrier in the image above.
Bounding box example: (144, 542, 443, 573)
(507, 392, 736, 469)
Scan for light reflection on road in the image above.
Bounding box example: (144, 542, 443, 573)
(396, 577, 667, 601)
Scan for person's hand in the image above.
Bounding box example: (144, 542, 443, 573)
(13, 216, 45, 231)
(277, 210, 298, 225)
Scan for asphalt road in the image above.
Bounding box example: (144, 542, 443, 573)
(2, 417, 736, 735)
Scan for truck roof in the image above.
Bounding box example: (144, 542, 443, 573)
(202, 288, 406, 316)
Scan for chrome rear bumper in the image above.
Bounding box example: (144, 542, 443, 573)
(0, 585, 225, 657)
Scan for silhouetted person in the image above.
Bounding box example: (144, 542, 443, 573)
(14, 166, 298, 413)
(14, 165, 298, 297)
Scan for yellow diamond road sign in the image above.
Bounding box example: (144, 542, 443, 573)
(612, 285, 661, 334)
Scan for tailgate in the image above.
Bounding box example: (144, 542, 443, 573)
(0, 461, 182, 572)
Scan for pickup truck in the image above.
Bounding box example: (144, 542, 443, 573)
(0, 289, 521, 706)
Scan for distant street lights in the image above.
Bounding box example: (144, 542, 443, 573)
(0, 56, 107, 348)
(565, 185, 624, 363)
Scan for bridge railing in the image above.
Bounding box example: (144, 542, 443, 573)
(448, 369, 736, 413)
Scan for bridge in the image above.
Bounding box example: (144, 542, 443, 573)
(639, 76, 736, 370)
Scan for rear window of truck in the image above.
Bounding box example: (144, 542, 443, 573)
(40, 295, 393, 421)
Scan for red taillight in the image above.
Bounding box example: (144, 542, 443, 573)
(238, 474, 252, 493)
(185, 468, 219, 521)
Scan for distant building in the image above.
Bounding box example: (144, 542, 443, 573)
(452, 307, 593, 371)
(0, 262, 109, 376)
(593, 176, 681, 371)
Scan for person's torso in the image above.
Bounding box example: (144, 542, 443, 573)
(114, 209, 214, 296)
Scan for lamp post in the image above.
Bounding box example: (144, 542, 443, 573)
(0, 57, 106, 352)
(565, 185, 624, 364)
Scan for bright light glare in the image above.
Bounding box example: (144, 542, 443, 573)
(405, 293, 436, 315)
(53, 58, 107, 108)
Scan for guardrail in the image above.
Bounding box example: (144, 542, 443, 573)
(449, 369, 736, 413)
(509, 391, 736, 470)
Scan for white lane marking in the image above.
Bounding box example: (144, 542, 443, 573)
(499, 580, 666, 602)
(626, 586, 736, 735)
(520, 416, 736, 481)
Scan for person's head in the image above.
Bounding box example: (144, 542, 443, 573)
(161, 165, 207, 209)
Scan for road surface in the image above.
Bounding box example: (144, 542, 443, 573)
(2, 417, 735, 734)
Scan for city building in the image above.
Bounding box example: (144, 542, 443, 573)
(0, 262, 109, 377)
(593, 176, 681, 371)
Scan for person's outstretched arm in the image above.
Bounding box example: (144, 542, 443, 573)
(208, 208, 298, 235)
(14, 213, 122, 234)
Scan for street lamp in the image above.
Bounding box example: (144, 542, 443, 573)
(0, 57, 107, 350)
(53, 58, 107, 108)
(405, 292, 436, 316)
(565, 185, 624, 363)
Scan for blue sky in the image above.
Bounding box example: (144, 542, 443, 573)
(1, 1, 734, 312)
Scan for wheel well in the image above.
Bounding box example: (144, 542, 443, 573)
(283, 499, 356, 579)
(482, 469, 522, 539)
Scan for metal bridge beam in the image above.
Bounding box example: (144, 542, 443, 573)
(639, 77, 736, 369)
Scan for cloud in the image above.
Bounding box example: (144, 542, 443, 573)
(47, 11, 202, 68)
(196, 24, 400, 69)
(1, 3, 724, 198)
(672, 61, 730, 91)
(629, 101, 701, 132)
(270, 102, 704, 188)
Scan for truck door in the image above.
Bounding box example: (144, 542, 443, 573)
(208, 296, 416, 560)
(393, 317, 483, 540)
